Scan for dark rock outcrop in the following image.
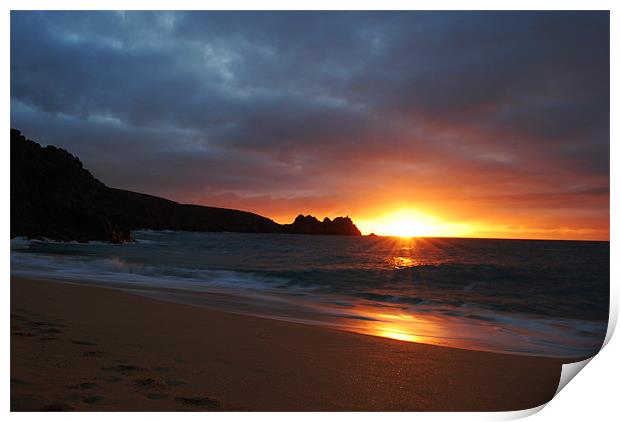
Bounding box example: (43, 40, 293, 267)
(11, 129, 362, 242)
(11, 129, 130, 242)
(282, 215, 362, 236)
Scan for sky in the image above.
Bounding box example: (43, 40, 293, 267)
(10, 11, 610, 240)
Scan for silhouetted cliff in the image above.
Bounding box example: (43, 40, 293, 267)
(11, 129, 129, 242)
(283, 215, 361, 236)
(106, 188, 280, 235)
(10, 129, 361, 242)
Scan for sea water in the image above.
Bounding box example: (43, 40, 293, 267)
(11, 231, 609, 358)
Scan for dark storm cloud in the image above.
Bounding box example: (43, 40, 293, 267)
(10, 11, 609, 220)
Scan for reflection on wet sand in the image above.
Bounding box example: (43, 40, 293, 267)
(348, 307, 448, 348)
(11, 231, 608, 358)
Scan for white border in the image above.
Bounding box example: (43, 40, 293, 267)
(3, 2, 617, 421)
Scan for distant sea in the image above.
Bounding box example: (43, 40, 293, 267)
(11, 231, 609, 358)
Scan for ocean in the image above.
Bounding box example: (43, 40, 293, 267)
(10, 231, 609, 358)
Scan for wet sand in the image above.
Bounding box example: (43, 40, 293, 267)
(11, 277, 567, 411)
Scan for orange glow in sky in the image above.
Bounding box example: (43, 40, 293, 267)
(356, 209, 474, 238)
(11, 12, 609, 243)
(199, 194, 609, 241)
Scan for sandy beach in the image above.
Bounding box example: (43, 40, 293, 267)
(11, 277, 568, 411)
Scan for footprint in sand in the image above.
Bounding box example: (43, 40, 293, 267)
(164, 379, 186, 387)
(175, 396, 222, 409)
(83, 351, 106, 357)
(12, 314, 63, 340)
(11, 313, 28, 321)
(73, 340, 97, 346)
(37, 327, 62, 334)
(39, 403, 74, 411)
(67, 382, 97, 390)
(146, 393, 170, 400)
(133, 378, 165, 389)
(11, 332, 35, 337)
(102, 364, 148, 375)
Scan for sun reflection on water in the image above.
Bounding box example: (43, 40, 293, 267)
(391, 256, 419, 268)
(333, 236, 460, 347)
(384, 236, 423, 268)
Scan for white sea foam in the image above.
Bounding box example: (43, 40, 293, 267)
(10, 231, 609, 358)
(10, 251, 288, 293)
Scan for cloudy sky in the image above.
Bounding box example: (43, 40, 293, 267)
(10, 11, 609, 240)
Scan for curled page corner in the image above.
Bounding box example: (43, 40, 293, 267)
(603, 311, 617, 349)
(548, 309, 617, 404)
(491, 403, 548, 420)
(554, 356, 595, 396)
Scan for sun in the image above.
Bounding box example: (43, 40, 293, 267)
(357, 209, 472, 238)
(365, 209, 442, 238)
(380, 218, 436, 238)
